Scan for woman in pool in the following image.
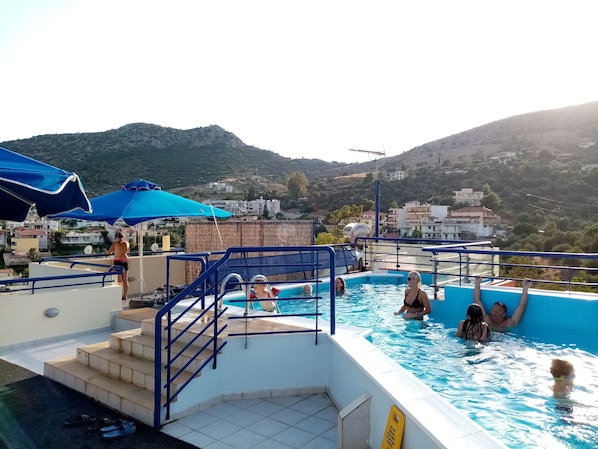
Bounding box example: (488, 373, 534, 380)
(250, 275, 280, 312)
(455, 303, 490, 342)
(335, 277, 346, 295)
(394, 271, 431, 320)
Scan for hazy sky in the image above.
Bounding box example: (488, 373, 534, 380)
(2, 1, 597, 163)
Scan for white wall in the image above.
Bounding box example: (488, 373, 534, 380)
(0, 285, 122, 347)
(167, 319, 506, 449)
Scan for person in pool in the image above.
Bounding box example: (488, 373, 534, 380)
(335, 277, 346, 295)
(249, 275, 280, 312)
(473, 276, 530, 331)
(550, 359, 575, 398)
(455, 303, 490, 342)
(394, 271, 431, 320)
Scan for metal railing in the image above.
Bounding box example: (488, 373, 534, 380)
(1, 258, 120, 294)
(153, 245, 336, 428)
(422, 244, 598, 297)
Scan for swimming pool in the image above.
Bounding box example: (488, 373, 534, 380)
(273, 277, 598, 449)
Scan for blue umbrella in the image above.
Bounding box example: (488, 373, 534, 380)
(0, 146, 91, 221)
(51, 179, 232, 225)
(51, 179, 232, 294)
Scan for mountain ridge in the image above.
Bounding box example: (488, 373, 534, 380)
(2, 100, 598, 198)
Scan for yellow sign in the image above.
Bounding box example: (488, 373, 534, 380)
(380, 405, 405, 449)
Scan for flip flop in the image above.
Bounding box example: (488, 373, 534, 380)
(100, 419, 135, 433)
(63, 414, 97, 428)
(87, 417, 118, 433)
(101, 420, 136, 440)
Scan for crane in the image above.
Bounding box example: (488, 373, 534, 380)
(348, 148, 386, 158)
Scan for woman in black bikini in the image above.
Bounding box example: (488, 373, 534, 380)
(394, 271, 431, 320)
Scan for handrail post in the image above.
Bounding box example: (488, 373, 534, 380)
(432, 253, 439, 299)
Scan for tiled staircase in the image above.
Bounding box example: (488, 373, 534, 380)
(43, 307, 217, 426)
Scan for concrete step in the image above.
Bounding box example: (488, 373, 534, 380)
(108, 328, 216, 373)
(75, 341, 197, 395)
(114, 307, 160, 331)
(44, 356, 157, 426)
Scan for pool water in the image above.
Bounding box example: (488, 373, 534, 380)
(278, 281, 598, 449)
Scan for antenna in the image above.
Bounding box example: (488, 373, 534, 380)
(348, 148, 386, 240)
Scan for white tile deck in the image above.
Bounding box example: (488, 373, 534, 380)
(0, 330, 338, 449)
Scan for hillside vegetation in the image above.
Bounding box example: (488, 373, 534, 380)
(3, 101, 598, 249)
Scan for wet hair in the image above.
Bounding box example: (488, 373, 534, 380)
(462, 303, 489, 341)
(335, 277, 346, 293)
(550, 359, 574, 379)
(115, 232, 123, 239)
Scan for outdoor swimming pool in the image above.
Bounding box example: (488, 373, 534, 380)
(273, 277, 598, 449)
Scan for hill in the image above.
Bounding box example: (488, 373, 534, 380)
(0, 123, 346, 197)
(2, 101, 598, 216)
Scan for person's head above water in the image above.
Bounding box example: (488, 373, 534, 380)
(550, 358, 575, 397)
(466, 303, 484, 323)
(335, 277, 346, 294)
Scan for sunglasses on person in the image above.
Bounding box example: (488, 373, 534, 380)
(493, 301, 507, 312)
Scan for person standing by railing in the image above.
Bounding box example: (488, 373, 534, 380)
(474, 277, 530, 331)
(394, 271, 431, 320)
(108, 231, 130, 301)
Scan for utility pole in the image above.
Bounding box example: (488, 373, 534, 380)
(348, 148, 386, 239)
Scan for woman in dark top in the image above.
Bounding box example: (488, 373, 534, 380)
(394, 271, 431, 320)
(456, 303, 490, 342)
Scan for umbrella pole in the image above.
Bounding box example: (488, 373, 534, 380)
(138, 223, 146, 297)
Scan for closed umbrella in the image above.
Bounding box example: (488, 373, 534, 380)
(0, 146, 91, 221)
(51, 179, 232, 294)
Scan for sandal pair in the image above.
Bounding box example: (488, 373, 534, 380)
(63, 413, 97, 428)
(101, 420, 136, 440)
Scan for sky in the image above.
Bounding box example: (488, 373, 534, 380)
(2, 1, 598, 164)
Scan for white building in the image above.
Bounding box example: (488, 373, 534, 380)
(386, 202, 450, 237)
(210, 198, 281, 217)
(447, 206, 501, 239)
(453, 188, 483, 207)
(61, 231, 106, 246)
(387, 170, 408, 181)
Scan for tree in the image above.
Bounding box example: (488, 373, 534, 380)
(481, 183, 502, 210)
(286, 172, 309, 200)
(315, 232, 337, 245)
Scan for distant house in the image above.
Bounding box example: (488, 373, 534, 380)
(387, 170, 408, 181)
(453, 188, 483, 207)
(447, 206, 500, 238)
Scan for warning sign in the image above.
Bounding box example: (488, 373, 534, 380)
(380, 405, 405, 449)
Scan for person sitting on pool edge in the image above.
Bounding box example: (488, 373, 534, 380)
(394, 271, 431, 320)
(473, 276, 530, 331)
(250, 275, 280, 312)
(455, 303, 490, 342)
(550, 359, 575, 398)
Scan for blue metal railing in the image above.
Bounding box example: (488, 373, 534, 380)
(422, 244, 598, 295)
(152, 245, 336, 428)
(1, 259, 120, 294)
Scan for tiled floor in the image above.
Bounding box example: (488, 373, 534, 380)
(0, 330, 338, 449)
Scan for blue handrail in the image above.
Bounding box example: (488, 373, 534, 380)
(152, 245, 336, 428)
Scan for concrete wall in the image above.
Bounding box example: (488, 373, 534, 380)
(0, 284, 121, 348)
(168, 322, 506, 449)
(36, 255, 187, 297)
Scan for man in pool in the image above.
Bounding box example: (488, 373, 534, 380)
(473, 277, 530, 331)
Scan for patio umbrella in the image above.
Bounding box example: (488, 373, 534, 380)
(51, 179, 232, 294)
(0, 146, 91, 221)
